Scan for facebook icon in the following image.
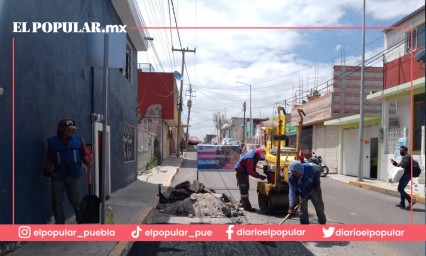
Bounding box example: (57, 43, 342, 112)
(226, 225, 234, 240)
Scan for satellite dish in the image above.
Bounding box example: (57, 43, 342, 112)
(414, 49, 425, 63)
(174, 71, 182, 80)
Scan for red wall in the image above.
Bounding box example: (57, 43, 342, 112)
(384, 48, 425, 89)
(138, 72, 176, 119)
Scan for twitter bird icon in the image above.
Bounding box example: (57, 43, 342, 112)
(322, 227, 335, 238)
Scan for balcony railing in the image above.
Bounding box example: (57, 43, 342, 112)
(138, 63, 155, 72)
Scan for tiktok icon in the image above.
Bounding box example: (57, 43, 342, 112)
(131, 226, 143, 238)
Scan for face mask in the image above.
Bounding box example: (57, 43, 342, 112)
(259, 153, 266, 160)
(400, 151, 406, 156)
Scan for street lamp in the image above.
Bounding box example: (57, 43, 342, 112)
(236, 81, 252, 141)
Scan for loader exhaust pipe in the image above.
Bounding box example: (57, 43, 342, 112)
(296, 109, 306, 160)
(275, 107, 286, 187)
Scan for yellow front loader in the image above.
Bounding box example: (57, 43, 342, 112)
(256, 107, 305, 214)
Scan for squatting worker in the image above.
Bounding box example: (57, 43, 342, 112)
(234, 148, 267, 212)
(288, 160, 326, 224)
(390, 145, 416, 209)
(44, 118, 92, 224)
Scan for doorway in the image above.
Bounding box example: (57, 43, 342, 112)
(93, 122, 111, 198)
(370, 137, 378, 179)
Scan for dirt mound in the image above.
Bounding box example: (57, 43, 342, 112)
(157, 193, 244, 218)
(155, 180, 246, 223)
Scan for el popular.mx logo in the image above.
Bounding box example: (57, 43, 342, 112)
(322, 227, 335, 238)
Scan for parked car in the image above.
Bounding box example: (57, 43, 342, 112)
(265, 146, 299, 169)
(187, 136, 201, 145)
(221, 138, 238, 145)
(241, 143, 260, 155)
(228, 140, 241, 147)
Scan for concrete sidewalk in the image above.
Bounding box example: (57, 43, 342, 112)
(7, 155, 183, 256)
(327, 173, 425, 204)
(137, 155, 183, 188)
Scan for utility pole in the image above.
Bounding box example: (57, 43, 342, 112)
(219, 118, 222, 145)
(236, 82, 252, 142)
(172, 47, 196, 157)
(185, 85, 195, 146)
(243, 102, 246, 144)
(358, 0, 366, 181)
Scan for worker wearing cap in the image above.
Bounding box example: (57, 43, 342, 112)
(234, 148, 267, 212)
(44, 118, 92, 224)
(288, 160, 326, 224)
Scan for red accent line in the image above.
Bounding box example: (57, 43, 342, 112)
(129, 26, 410, 30)
(409, 28, 414, 224)
(12, 37, 15, 225)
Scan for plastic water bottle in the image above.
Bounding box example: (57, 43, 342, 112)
(106, 204, 114, 224)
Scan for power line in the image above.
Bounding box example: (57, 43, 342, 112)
(283, 31, 412, 107)
(170, 0, 183, 49)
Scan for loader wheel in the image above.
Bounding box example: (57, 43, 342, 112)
(258, 193, 271, 214)
(320, 165, 329, 177)
(269, 190, 289, 213)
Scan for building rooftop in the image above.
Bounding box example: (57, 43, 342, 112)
(384, 5, 425, 32)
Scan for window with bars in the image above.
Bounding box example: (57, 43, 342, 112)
(386, 128, 404, 154)
(386, 95, 424, 153)
(119, 43, 132, 82)
(123, 123, 135, 162)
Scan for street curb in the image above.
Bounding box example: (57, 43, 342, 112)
(107, 196, 160, 256)
(164, 157, 183, 187)
(348, 180, 400, 197)
(165, 167, 179, 187)
(348, 181, 425, 204)
(108, 157, 183, 256)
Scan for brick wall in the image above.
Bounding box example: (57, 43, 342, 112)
(313, 124, 339, 172)
(332, 65, 383, 114)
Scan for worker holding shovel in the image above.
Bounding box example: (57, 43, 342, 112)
(287, 160, 326, 224)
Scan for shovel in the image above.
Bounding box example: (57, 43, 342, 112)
(278, 188, 315, 225)
(78, 145, 100, 224)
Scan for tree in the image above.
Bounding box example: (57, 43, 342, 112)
(213, 112, 226, 143)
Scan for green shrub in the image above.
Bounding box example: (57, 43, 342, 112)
(146, 156, 159, 170)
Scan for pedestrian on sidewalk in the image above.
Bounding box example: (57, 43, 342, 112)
(234, 148, 267, 212)
(287, 160, 326, 224)
(180, 137, 184, 156)
(44, 118, 92, 224)
(391, 145, 416, 209)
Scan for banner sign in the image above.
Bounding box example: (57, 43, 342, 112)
(1, 224, 425, 242)
(197, 145, 241, 170)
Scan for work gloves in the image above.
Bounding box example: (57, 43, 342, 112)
(43, 166, 56, 178)
(287, 207, 294, 216)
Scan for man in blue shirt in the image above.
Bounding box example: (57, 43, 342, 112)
(288, 160, 326, 224)
(44, 118, 92, 224)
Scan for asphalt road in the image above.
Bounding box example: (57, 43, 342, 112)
(129, 148, 425, 256)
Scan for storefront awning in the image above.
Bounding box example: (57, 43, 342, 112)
(367, 77, 425, 101)
(324, 113, 381, 126)
(261, 121, 276, 128)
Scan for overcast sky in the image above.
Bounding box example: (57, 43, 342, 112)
(136, 0, 424, 140)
